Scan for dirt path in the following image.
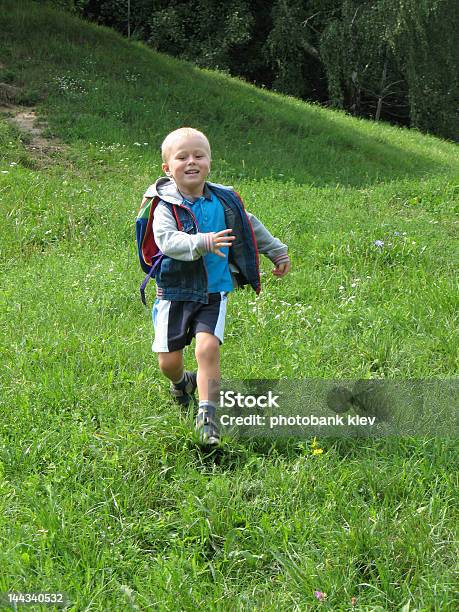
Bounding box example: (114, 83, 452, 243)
(0, 96, 65, 163)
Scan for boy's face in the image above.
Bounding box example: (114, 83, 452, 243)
(162, 134, 211, 196)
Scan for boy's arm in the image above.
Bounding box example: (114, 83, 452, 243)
(153, 204, 211, 260)
(153, 203, 234, 261)
(246, 211, 290, 267)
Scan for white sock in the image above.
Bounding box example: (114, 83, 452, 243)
(199, 400, 216, 412)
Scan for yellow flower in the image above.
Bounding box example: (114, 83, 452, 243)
(312, 448, 324, 455)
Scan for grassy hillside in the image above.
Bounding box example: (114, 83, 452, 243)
(1, 1, 458, 610)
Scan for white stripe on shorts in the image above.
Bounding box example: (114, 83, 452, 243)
(213, 291, 228, 343)
(152, 299, 171, 352)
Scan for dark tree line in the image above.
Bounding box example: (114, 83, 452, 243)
(43, 1, 459, 140)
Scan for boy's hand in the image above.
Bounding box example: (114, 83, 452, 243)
(210, 228, 236, 258)
(272, 261, 291, 277)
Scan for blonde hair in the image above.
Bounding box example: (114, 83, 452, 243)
(161, 127, 211, 162)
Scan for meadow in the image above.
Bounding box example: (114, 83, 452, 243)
(0, 1, 458, 610)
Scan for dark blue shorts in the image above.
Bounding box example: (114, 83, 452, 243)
(152, 292, 229, 352)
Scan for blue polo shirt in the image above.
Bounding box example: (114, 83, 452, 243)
(183, 190, 234, 293)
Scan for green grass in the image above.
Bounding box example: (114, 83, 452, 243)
(0, 1, 458, 610)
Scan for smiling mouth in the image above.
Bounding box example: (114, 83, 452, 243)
(185, 170, 199, 175)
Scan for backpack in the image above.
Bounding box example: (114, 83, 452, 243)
(135, 195, 183, 305)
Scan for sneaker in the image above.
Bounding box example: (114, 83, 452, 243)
(195, 404, 220, 446)
(170, 371, 197, 408)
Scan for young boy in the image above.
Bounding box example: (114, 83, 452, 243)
(142, 127, 290, 446)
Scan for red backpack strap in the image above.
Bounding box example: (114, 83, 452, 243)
(171, 204, 183, 231)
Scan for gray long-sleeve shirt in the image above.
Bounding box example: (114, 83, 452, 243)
(147, 178, 289, 266)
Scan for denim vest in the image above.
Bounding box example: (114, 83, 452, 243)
(156, 184, 260, 303)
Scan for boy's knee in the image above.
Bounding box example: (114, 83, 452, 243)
(158, 351, 182, 372)
(195, 334, 220, 363)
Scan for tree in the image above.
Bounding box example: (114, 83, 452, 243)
(264, 0, 327, 99)
(147, 0, 253, 72)
(386, 0, 458, 139)
(38, 0, 458, 139)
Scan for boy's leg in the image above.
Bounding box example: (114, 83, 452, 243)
(194, 332, 220, 402)
(158, 350, 197, 406)
(192, 291, 228, 403)
(152, 298, 197, 406)
(157, 350, 184, 384)
(195, 332, 221, 445)
(158, 350, 196, 408)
